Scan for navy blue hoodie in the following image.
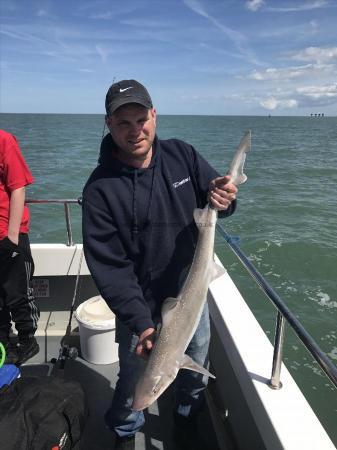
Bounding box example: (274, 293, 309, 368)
(82, 134, 236, 335)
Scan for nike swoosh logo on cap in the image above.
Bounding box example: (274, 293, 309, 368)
(119, 87, 133, 92)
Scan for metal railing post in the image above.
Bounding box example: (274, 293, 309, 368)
(269, 312, 286, 389)
(64, 202, 73, 246)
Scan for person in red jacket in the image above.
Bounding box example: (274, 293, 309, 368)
(0, 130, 40, 365)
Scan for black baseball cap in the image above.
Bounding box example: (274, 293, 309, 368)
(105, 79, 153, 115)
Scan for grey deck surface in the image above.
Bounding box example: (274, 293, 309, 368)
(21, 357, 221, 450)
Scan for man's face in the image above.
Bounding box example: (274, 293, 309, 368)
(106, 103, 157, 167)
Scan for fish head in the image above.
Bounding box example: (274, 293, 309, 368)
(132, 369, 177, 411)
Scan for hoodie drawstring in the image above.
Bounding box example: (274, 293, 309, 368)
(132, 170, 139, 238)
(131, 163, 157, 240)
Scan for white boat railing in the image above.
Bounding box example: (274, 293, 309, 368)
(27, 198, 82, 246)
(216, 224, 337, 391)
(26, 198, 337, 391)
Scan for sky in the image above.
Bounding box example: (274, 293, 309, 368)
(1, 0, 337, 116)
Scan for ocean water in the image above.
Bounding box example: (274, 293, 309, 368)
(1, 113, 337, 444)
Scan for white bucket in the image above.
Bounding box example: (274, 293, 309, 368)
(75, 296, 118, 365)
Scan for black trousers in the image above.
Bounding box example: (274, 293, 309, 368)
(0, 233, 40, 341)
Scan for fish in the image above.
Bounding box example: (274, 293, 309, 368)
(132, 130, 251, 411)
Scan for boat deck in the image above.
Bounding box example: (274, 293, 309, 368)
(12, 244, 336, 450)
(20, 357, 221, 450)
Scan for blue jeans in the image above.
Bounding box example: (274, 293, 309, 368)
(105, 302, 210, 438)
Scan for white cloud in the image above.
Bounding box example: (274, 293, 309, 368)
(258, 84, 337, 111)
(260, 97, 298, 110)
(290, 46, 337, 64)
(249, 65, 313, 81)
(89, 12, 114, 20)
(0, 27, 51, 45)
(258, 20, 319, 39)
(310, 20, 318, 30)
(245, 0, 264, 12)
(268, 0, 328, 12)
(37, 9, 48, 17)
(296, 83, 337, 99)
(248, 63, 336, 81)
(183, 0, 207, 18)
(35, 8, 57, 20)
(95, 45, 110, 63)
(182, 0, 262, 65)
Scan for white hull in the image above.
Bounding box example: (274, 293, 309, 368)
(26, 244, 335, 450)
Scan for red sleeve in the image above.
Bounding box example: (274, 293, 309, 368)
(3, 133, 34, 191)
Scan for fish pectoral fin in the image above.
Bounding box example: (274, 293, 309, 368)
(161, 297, 179, 323)
(162, 296, 178, 311)
(210, 262, 227, 282)
(180, 354, 216, 379)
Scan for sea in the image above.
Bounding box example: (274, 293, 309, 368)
(1, 113, 337, 445)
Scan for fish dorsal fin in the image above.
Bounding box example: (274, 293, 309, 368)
(180, 354, 216, 379)
(161, 297, 179, 324)
(211, 262, 227, 282)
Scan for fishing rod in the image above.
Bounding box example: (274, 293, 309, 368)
(50, 248, 84, 376)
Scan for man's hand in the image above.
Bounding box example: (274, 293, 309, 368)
(209, 175, 237, 210)
(136, 327, 156, 359)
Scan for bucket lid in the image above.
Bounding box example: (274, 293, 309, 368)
(75, 296, 115, 329)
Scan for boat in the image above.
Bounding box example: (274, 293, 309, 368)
(13, 198, 337, 449)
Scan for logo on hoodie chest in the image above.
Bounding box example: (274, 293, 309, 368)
(172, 176, 190, 189)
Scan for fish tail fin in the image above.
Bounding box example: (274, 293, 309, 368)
(211, 261, 226, 282)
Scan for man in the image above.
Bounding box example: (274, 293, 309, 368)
(0, 130, 40, 366)
(82, 80, 238, 449)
